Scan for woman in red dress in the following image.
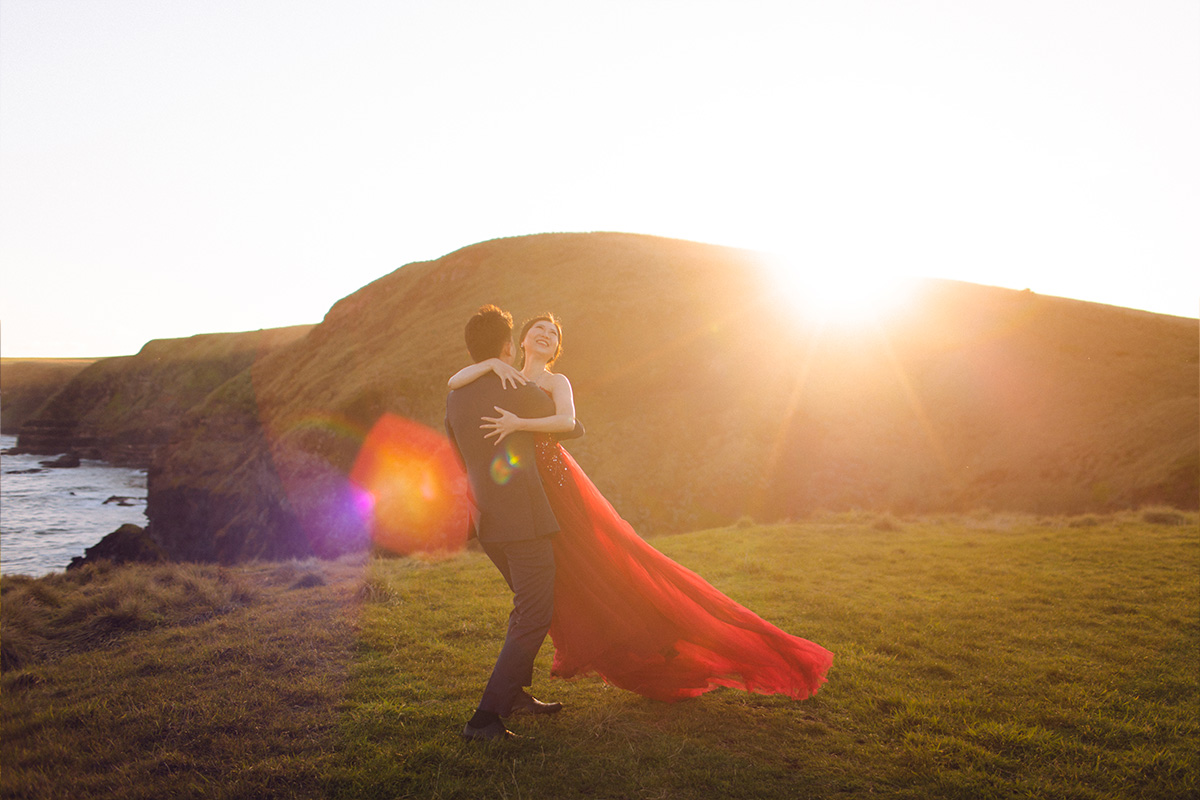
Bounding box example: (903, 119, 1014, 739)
(448, 314, 832, 702)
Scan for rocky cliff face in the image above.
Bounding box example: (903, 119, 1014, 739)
(12, 327, 312, 466)
(146, 232, 1198, 564)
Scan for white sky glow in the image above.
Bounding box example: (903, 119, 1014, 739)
(2, 0, 1197, 357)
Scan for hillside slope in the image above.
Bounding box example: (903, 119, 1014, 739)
(13, 327, 312, 466)
(147, 233, 1198, 563)
(0, 359, 96, 434)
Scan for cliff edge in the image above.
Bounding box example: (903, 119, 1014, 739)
(12, 326, 312, 466)
(1, 359, 96, 435)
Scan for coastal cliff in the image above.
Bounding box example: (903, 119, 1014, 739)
(0, 359, 96, 435)
(12, 327, 312, 466)
(146, 233, 1199, 564)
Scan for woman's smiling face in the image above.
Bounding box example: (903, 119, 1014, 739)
(521, 317, 562, 365)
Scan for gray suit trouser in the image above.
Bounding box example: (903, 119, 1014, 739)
(478, 536, 556, 716)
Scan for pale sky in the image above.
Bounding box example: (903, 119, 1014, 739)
(2, 0, 1197, 358)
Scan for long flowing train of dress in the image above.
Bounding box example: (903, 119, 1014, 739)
(536, 439, 833, 702)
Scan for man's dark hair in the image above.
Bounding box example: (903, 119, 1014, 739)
(464, 304, 514, 362)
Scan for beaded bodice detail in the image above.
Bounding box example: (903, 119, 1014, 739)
(535, 437, 569, 488)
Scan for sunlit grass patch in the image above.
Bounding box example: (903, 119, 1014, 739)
(2, 514, 1196, 798)
(329, 513, 1197, 798)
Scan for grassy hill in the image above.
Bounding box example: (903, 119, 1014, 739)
(2, 512, 1196, 798)
(0, 358, 96, 434)
(149, 232, 1198, 563)
(11, 326, 311, 465)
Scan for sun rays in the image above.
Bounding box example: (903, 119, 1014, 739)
(747, 280, 962, 516)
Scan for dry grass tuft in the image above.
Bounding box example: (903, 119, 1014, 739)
(0, 562, 257, 671)
(291, 572, 326, 589)
(871, 513, 903, 532)
(1140, 505, 1192, 526)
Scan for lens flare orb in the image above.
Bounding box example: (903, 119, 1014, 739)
(489, 445, 520, 486)
(349, 414, 469, 556)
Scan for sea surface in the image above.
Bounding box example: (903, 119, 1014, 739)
(0, 434, 148, 577)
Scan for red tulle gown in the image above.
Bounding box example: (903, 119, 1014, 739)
(536, 438, 833, 702)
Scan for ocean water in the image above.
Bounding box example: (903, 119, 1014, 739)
(0, 434, 148, 577)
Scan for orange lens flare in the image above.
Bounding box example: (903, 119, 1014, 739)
(349, 414, 469, 556)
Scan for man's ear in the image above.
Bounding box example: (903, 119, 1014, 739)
(501, 340, 514, 359)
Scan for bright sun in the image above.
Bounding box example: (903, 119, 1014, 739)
(760, 257, 915, 328)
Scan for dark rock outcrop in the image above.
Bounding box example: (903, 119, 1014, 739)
(67, 524, 166, 570)
(146, 233, 1199, 565)
(17, 421, 96, 458)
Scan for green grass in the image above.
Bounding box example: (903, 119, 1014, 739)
(3, 512, 1197, 799)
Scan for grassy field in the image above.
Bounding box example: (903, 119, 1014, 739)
(2, 510, 1197, 799)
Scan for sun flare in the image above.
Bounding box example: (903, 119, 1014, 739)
(760, 258, 915, 328)
(348, 414, 469, 556)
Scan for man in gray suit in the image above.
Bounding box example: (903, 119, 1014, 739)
(445, 305, 568, 741)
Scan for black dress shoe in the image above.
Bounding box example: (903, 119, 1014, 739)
(506, 691, 563, 717)
(461, 719, 520, 741)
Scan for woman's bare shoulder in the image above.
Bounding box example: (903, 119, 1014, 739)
(540, 371, 572, 392)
